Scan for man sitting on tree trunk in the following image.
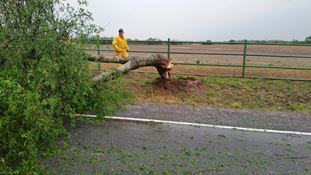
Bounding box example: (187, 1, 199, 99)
(112, 28, 129, 57)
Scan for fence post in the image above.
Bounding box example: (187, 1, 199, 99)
(96, 35, 101, 71)
(242, 40, 248, 78)
(167, 38, 171, 59)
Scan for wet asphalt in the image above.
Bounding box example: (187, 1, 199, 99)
(115, 102, 311, 132)
(45, 103, 311, 175)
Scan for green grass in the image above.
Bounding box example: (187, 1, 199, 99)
(202, 76, 311, 111)
(118, 74, 311, 112)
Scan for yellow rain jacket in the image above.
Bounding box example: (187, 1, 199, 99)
(112, 35, 129, 57)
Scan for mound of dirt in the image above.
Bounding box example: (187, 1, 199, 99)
(151, 77, 205, 95)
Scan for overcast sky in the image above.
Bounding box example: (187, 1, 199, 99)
(71, 0, 311, 41)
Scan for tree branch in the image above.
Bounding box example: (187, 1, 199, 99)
(88, 54, 173, 82)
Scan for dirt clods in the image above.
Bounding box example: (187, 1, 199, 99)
(151, 77, 204, 95)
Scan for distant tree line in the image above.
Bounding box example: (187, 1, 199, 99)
(85, 36, 311, 45)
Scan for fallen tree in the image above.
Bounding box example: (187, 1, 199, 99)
(88, 54, 174, 82)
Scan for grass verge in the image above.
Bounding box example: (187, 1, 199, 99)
(116, 73, 311, 112)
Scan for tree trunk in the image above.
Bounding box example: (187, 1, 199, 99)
(88, 54, 173, 82)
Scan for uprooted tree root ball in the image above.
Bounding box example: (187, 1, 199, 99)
(151, 77, 205, 95)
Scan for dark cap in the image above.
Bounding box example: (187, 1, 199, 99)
(118, 28, 124, 33)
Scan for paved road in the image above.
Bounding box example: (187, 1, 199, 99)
(115, 102, 311, 132)
(46, 120, 311, 175)
(45, 103, 311, 174)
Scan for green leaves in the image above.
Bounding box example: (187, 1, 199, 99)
(0, 0, 127, 174)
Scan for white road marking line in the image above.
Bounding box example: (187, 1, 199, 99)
(77, 114, 311, 136)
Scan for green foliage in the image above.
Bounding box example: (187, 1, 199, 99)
(287, 103, 302, 111)
(0, 0, 128, 174)
(306, 36, 311, 44)
(228, 39, 306, 44)
(202, 40, 212, 45)
(146, 37, 162, 41)
(146, 37, 162, 45)
(0, 79, 63, 174)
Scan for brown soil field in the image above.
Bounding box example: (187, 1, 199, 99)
(85, 43, 311, 79)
